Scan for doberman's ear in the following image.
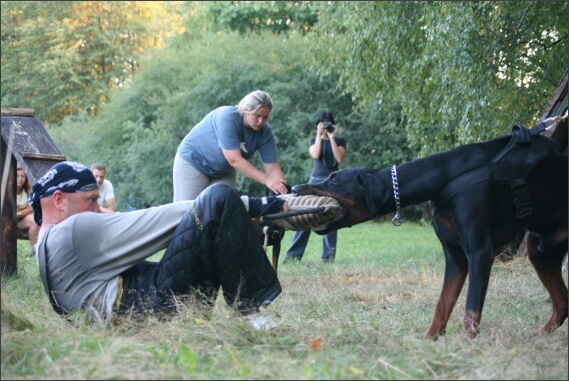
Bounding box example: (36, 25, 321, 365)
(359, 171, 383, 216)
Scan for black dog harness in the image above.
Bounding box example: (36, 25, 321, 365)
(436, 123, 558, 219)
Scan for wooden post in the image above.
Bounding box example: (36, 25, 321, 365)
(1, 138, 18, 275)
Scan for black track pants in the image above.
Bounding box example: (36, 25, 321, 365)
(119, 183, 281, 316)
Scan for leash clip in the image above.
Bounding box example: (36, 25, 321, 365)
(543, 110, 568, 131)
(391, 213, 403, 226)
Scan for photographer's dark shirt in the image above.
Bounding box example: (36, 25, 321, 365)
(309, 137, 347, 178)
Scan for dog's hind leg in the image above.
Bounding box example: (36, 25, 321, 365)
(526, 231, 569, 336)
(461, 242, 495, 339)
(426, 243, 469, 339)
(429, 204, 495, 339)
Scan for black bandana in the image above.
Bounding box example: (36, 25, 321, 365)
(29, 161, 99, 225)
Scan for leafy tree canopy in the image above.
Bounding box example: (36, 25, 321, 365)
(52, 32, 357, 208)
(311, 1, 568, 155)
(1, 1, 185, 123)
(197, 1, 318, 35)
(3, 1, 566, 216)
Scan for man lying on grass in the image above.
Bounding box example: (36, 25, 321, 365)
(29, 161, 287, 330)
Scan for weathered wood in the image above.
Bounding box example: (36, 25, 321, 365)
(540, 70, 568, 154)
(539, 70, 568, 122)
(1, 109, 67, 275)
(1, 108, 35, 117)
(1, 115, 66, 184)
(1, 139, 18, 275)
(20, 152, 67, 161)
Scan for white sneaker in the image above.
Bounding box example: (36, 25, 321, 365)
(245, 312, 279, 331)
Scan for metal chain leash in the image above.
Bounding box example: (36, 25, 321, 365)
(391, 165, 403, 226)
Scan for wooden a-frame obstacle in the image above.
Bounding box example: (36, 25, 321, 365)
(1, 108, 66, 275)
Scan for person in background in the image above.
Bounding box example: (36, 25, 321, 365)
(90, 163, 116, 213)
(31, 161, 288, 330)
(16, 164, 40, 255)
(173, 90, 288, 201)
(283, 111, 347, 263)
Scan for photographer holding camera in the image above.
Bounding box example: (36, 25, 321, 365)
(283, 111, 347, 263)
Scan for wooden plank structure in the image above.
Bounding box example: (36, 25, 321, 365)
(514, 70, 568, 258)
(538, 70, 568, 153)
(1, 108, 66, 275)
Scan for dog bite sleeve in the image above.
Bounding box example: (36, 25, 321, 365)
(265, 194, 343, 231)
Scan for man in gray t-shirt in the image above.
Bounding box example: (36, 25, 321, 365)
(31, 161, 288, 330)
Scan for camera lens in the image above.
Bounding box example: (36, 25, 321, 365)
(324, 122, 334, 132)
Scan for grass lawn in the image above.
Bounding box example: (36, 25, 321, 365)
(2, 220, 567, 380)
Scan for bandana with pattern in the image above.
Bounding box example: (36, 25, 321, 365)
(29, 161, 99, 225)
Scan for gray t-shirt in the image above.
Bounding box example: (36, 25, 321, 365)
(37, 196, 254, 323)
(177, 106, 279, 177)
(37, 201, 194, 323)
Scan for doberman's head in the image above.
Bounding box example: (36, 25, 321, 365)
(292, 168, 383, 234)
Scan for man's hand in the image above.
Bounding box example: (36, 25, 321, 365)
(265, 178, 289, 195)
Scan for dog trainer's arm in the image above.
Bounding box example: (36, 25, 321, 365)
(222, 148, 288, 194)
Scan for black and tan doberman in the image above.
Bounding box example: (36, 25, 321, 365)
(292, 123, 568, 339)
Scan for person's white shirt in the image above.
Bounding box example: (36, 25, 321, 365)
(98, 179, 115, 208)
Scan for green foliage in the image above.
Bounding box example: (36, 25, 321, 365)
(312, 1, 568, 156)
(340, 100, 415, 169)
(2, 225, 568, 380)
(4, 1, 566, 213)
(1, 1, 185, 123)
(200, 1, 318, 35)
(57, 31, 405, 208)
(177, 344, 197, 374)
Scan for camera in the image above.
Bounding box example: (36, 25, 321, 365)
(324, 122, 335, 133)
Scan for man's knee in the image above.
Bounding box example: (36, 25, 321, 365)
(198, 183, 240, 205)
(194, 183, 247, 223)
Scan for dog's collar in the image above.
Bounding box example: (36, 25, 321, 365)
(390, 165, 404, 226)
